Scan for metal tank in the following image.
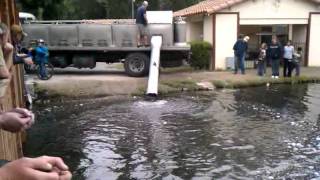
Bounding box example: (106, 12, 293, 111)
(112, 24, 137, 47)
(147, 24, 173, 47)
(174, 17, 187, 46)
(49, 24, 78, 46)
(22, 24, 50, 47)
(78, 24, 112, 47)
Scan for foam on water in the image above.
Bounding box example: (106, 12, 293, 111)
(135, 100, 168, 107)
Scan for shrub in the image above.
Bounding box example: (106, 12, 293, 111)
(189, 41, 212, 70)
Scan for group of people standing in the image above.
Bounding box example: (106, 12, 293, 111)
(233, 35, 302, 78)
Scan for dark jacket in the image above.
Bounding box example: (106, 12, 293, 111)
(233, 39, 248, 57)
(267, 42, 282, 60)
(136, 5, 147, 25)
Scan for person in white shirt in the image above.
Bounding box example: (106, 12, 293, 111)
(283, 40, 294, 77)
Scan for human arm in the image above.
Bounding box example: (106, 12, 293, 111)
(35, 47, 47, 56)
(233, 41, 238, 51)
(266, 45, 271, 59)
(0, 156, 72, 180)
(2, 43, 13, 56)
(0, 108, 34, 133)
(0, 48, 9, 79)
(14, 53, 33, 65)
(278, 43, 283, 59)
(245, 42, 248, 52)
(143, 8, 148, 24)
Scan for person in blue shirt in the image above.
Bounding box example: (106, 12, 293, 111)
(34, 39, 49, 79)
(136, 1, 149, 47)
(233, 35, 250, 75)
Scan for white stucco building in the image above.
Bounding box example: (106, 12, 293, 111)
(174, 0, 320, 70)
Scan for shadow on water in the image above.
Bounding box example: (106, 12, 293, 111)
(24, 84, 320, 180)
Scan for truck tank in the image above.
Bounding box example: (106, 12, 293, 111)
(21, 11, 191, 77)
(78, 24, 113, 47)
(174, 17, 187, 46)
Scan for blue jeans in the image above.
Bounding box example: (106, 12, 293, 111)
(271, 59, 280, 76)
(257, 60, 266, 76)
(234, 54, 245, 74)
(39, 61, 47, 78)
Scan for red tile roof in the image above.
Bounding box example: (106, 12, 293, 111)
(174, 0, 320, 17)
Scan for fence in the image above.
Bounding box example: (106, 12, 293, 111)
(0, 0, 26, 161)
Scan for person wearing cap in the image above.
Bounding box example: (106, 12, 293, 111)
(233, 35, 250, 75)
(10, 24, 33, 65)
(136, 1, 149, 47)
(34, 39, 49, 79)
(0, 23, 10, 79)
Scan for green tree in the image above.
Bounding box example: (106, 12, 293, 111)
(18, 0, 204, 20)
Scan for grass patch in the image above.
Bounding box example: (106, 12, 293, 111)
(132, 79, 199, 96)
(131, 82, 188, 96)
(161, 66, 194, 74)
(158, 84, 180, 94)
(131, 85, 146, 96)
(161, 79, 198, 91)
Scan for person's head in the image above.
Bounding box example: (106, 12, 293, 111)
(11, 24, 27, 42)
(243, 36, 250, 42)
(37, 39, 45, 46)
(297, 47, 302, 52)
(287, 40, 292, 46)
(0, 23, 9, 47)
(238, 34, 244, 40)
(272, 36, 278, 44)
(143, 1, 148, 8)
(261, 42, 267, 49)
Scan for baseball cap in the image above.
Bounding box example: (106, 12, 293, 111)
(38, 39, 45, 43)
(11, 24, 27, 37)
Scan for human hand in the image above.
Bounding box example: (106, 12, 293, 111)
(0, 108, 35, 132)
(0, 156, 72, 180)
(3, 42, 13, 54)
(24, 57, 34, 65)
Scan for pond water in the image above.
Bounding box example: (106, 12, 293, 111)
(24, 84, 320, 180)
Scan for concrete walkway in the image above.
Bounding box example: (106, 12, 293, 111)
(31, 65, 320, 97)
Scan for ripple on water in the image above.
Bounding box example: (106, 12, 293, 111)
(24, 84, 320, 179)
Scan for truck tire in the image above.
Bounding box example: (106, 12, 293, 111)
(124, 53, 149, 77)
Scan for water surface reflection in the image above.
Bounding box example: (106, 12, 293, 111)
(25, 84, 320, 179)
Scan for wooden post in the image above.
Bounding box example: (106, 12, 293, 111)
(0, 0, 25, 161)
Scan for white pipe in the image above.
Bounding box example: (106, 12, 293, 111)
(146, 36, 163, 96)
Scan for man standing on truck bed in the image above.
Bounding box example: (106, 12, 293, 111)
(136, 1, 149, 47)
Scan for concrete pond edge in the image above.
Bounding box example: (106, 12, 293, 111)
(33, 76, 320, 100)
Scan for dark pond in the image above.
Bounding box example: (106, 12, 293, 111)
(24, 84, 320, 180)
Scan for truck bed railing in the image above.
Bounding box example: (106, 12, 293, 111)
(25, 19, 136, 25)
